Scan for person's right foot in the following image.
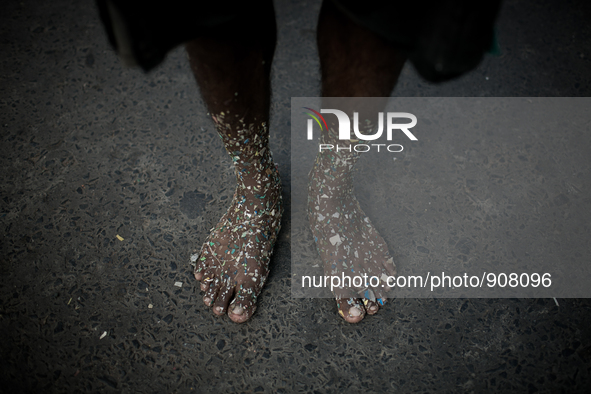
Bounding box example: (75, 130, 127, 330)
(191, 117, 282, 323)
(308, 147, 397, 323)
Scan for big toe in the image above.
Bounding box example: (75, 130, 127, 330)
(228, 304, 256, 323)
(336, 297, 366, 323)
(227, 285, 259, 323)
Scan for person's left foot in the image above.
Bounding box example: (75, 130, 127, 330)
(308, 145, 397, 323)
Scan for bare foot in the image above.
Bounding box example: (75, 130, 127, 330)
(191, 120, 282, 323)
(308, 146, 396, 323)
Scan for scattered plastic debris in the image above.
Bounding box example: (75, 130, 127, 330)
(174, 282, 183, 288)
(148, 304, 153, 309)
(116, 234, 124, 241)
(363, 289, 376, 302)
(553, 297, 559, 306)
(329, 234, 342, 246)
(100, 331, 107, 339)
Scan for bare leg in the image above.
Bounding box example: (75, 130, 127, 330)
(186, 3, 281, 323)
(309, 0, 406, 323)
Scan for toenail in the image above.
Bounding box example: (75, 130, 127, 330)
(349, 307, 362, 317)
(214, 306, 223, 314)
(204, 297, 211, 305)
(370, 305, 378, 311)
(231, 305, 244, 315)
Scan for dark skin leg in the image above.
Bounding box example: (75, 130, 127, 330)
(309, 0, 407, 323)
(186, 3, 281, 323)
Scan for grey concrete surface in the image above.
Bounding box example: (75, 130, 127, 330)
(1, 0, 591, 393)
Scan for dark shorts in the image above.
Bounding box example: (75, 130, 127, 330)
(333, 0, 502, 82)
(98, 0, 501, 82)
(97, 0, 273, 71)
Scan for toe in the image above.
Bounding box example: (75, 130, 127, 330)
(198, 267, 217, 291)
(194, 240, 219, 280)
(194, 266, 205, 281)
(227, 285, 258, 323)
(194, 256, 210, 281)
(203, 277, 221, 307)
(363, 299, 380, 315)
(212, 281, 234, 315)
(191, 252, 205, 280)
(228, 304, 256, 323)
(336, 297, 365, 323)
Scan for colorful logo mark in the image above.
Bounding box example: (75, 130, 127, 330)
(303, 107, 328, 139)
